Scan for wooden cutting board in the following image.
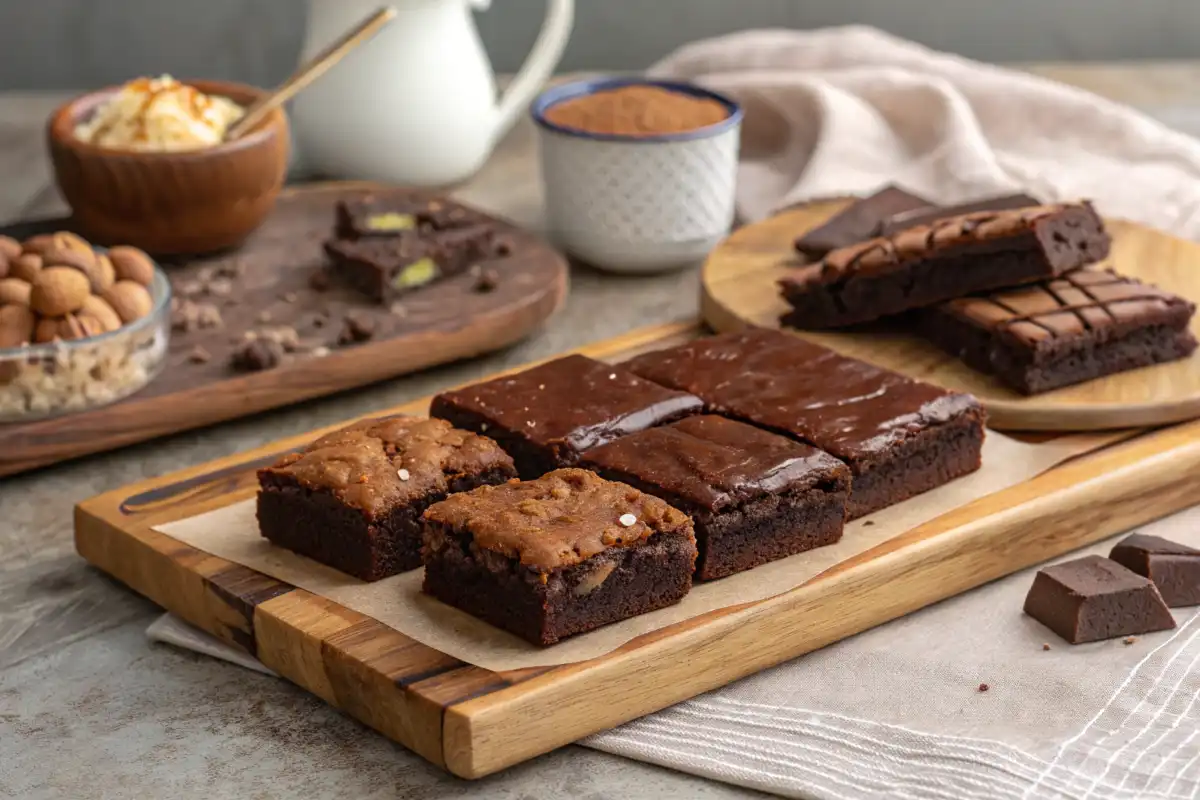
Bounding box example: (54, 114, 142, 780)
(0, 182, 568, 477)
(76, 320, 1200, 779)
(701, 200, 1200, 430)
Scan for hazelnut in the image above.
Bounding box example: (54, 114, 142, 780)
(80, 295, 123, 332)
(0, 235, 20, 263)
(107, 246, 156, 287)
(102, 280, 153, 323)
(34, 316, 61, 343)
(58, 312, 105, 341)
(9, 253, 42, 283)
(0, 304, 35, 348)
(21, 233, 55, 257)
(51, 231, 92, 255)
(40, 244, 96, 277)
(0, 278, 32, 307)
(30, 267, 91, 317)
(91, 254, 116, 293)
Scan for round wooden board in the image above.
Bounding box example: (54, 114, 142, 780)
(701, 199, 1200, 431)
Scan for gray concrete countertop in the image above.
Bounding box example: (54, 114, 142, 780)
(4, 63, 1200, 799)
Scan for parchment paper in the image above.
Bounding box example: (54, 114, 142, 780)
(155, 430, 1120, 671)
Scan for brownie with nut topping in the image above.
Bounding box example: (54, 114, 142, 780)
(421, 468, 697, 645)
(625, 329, 985, 519)
(581, 415, 851, 580)
(256, 416, 516, 581)
(780, 202, 1111, 329)
(430, 354, 704, 479)
(917, 270, 1197, 395)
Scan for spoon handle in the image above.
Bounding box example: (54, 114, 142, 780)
(226, 6, 397, 141)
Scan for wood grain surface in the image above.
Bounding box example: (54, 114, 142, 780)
(701, 200, 1200, 430)
(0, 182, 568, 477)
(75, 320, 1200, 779)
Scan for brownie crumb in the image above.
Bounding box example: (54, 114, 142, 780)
(1042, 643, 1051, 651)
(308, 269, 331, 292)
(207, 277, 234, 297)
(187, 345, 212, 364)
(311, 314, 327, 329)
(281, 291, 298, 303)
(495, 237, 513, 257)
(978, 683, 989, 692)
(1124, 636, 1137, 646)
(171, 299, 222, 332)
(472, 267, 500, 293)
(231, 338, 284, 372)
(177, 280, 203, 298)
(216, 261, 243, 278)
(338, 312, 377, 345)
(196, 266, 216, 283)
(196, 302, 223, 329)
(863, 520, 875, 527)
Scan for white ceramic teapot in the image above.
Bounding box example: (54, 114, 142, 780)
(292, 0, 574, 185)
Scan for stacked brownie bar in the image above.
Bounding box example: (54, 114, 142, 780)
(782, 193, 1197, 394)
(323, 195, 504, 302)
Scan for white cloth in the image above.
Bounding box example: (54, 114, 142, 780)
(647, 26, 1200, 236)
(148, 27, 1200, 798)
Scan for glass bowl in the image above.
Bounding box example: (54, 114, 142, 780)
(0, 265, 171, 422)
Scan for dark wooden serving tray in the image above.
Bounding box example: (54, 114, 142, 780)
(0, 182, 568, 477)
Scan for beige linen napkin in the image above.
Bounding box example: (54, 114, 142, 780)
(648, 25, 1200, 233)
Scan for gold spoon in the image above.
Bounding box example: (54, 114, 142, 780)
(225, 6, 397, 141)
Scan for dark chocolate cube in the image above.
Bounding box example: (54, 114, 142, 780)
(1023, 555, 1176, 644)
(430, 354, 704, 479)
(793, 185, 931, 259)
(581, 415, 850, 579)
(421, 469, 697, 645)
(256, 416, 516, 581)
(1110, 534, 1200, 608)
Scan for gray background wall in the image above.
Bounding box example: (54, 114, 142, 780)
(1, 0, 1198, 91)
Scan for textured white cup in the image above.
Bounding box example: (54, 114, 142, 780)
(532, 78, 742, 274)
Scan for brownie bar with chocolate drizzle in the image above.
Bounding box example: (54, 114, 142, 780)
(779, 202, 1111, 329)
(916, 270, 1197, 394)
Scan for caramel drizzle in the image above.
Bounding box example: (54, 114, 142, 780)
(815, 203, 1078, 283)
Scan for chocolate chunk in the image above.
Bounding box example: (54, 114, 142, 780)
(472, 267, 500, 293)
(308, 269, 331, 292)
(875, 193, 1041, 236)
(780, 202, 1112, 329)
(793, 186, 931, 259)
(1023, 555, 1176, 644)
(231, 338, 284, 372)
(338, 311, 377, 345)
(917, 271, 1197, 395)
(1110, 534, 1200, 607)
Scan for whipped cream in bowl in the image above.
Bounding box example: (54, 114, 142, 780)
(74, 75, 246, 152)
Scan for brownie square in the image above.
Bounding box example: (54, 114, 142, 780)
(429, 354, 704, 479)
(1110, 534, 1200, 608)
(256, 416, 516, 581)
(581, 415, 851, 580)
(1023, 555, 1176, 644)
(779, 202, 1111, 328)
(917, 270, 1197, 395)
(625, 329, 985, 519)
(421, 468, 697, 645)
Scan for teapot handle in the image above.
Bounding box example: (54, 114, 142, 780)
(490, 0, 574, 145)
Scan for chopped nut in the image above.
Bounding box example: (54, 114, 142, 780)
(1042, 643, 1051, 651)
(187, 345, 212, 364)
(517, 499, 545, 517)
(608, 373, 616, 380)
(311, 346, 330, 358)
(195, 302, 223, 329)
(257, 310, 273, 324)
(216, 261, 242, 278)
(550, 486, 570, 499)
(619, 513, 637, 527)
(389, 302, 407, 318)
(337, 311, 376, 345)
(196, 266, 216, 283)
(207, 277, 233, 297)
(230, 338, 283, 372)
(177, 280, 203, 297)
(397, 468, 410, 481)
(281, 291, 298, 303)
(472, 267, 500, 293)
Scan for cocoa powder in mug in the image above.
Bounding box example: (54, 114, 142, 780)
(544, 85, 728, 137)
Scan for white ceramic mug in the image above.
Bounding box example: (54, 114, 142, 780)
(293, 0, 574, 186)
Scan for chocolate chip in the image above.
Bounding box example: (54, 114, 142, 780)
(308, 269, 331, 292)
(230, 338, 283, 372)
(337, 311, 377, 345)
(311, 314, 326, 329)
(187, 345, 212, 364)
(472, 268, 499, 293)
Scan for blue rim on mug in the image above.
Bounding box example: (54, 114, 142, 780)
(530, 77, 743, 143)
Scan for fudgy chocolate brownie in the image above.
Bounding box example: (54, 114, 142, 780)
(779, 202, 1111, 329)
(429, 354, 703, 479)
(1110, 534, 1200, 608)
(625, 329, 985, 519)
(1023, 555, 1176, 644)
(324, 223, 497, 303)
(257, 416, 516, 581)
(874, 193, 1041, 236)
(421, 468, 697, 645)
(917, 271, 1197, 394)
(580, 415, 851, 580)
(334, 195, 477, 239)
(793, 186, 931, 260)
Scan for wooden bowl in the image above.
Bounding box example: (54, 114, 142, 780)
(46, 80, 290, 256)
